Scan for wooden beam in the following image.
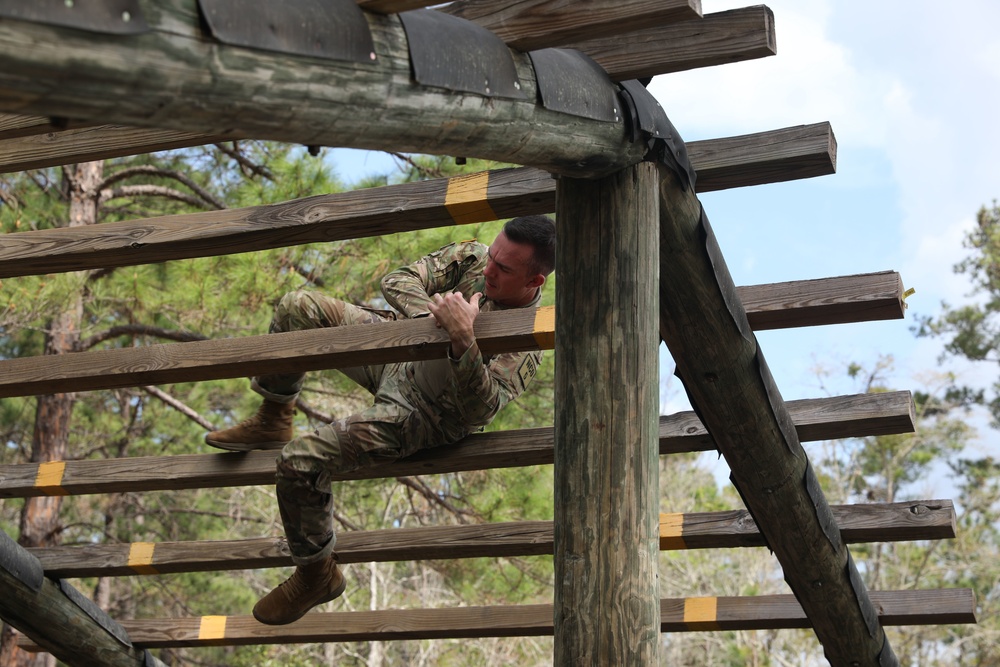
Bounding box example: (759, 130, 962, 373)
(0, 8, 777, 175)
(0, 123, 837, 276)
(656, 162, 897, 664)
(0, 113, 98, 141)
(0, 2, 657, 178)
(569, 6, 775, 80)
(0, 530, 165, 666)
(441, 0, 702, 51)
(17, 589, 977, 650)
(0, 391, 915, 499)
(0, 267, 900, 399)
(29, 501, 956, 578)
(553, 163, 660, 662)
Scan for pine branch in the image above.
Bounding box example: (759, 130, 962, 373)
(396, 476, 476, 524)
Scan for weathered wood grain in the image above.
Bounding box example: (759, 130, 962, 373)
(442, 0, 701, 51)
(17, 589, 976, 650)
(29, 501, 956, 578)
(0, 8, 777, 174)
(656, 163, 894, 663)
(0, 531, 164, 666)
(0, 114, 97, 141)
(569, 6, 775, 80)
(0, 124, 836, 278)
(553, 163, 661, 662)
(0, 1, 656, 179)
(0, 391, 915, 499)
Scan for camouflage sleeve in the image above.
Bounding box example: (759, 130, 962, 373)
(449, 344, 544, 428)
(380, 241, 488, 318)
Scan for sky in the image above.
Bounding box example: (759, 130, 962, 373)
(331, 1, 1000, 485)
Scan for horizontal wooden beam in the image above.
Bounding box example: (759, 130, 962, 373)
(0, 267, 899, 399)
(29, 500, 955, 578)
(0, 8, 776, 174)
(0, 391, 915, 498)
(0, 123, 836, 277)
(17, 589, 977, 650)
(569, 6, 775, 81)
(441, 0, 702, 51)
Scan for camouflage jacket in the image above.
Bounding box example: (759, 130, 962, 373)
(380, 240, 543, 433)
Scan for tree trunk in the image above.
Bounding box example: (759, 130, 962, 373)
(0, 161, 102, 667)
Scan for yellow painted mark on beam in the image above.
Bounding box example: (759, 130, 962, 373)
(683, 597, 721, 630)
(659, 512, 687, 550)
(532, 306, 555, 349)
(127, 542, 159, 575)
(34, 461, 68, 496)
(198, 616, 227, 642)
(445, 172, 497, 225)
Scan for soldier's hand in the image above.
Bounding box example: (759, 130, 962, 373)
(427, 292, 481, 358)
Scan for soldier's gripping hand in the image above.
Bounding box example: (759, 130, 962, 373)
(427, 291, 482, 358)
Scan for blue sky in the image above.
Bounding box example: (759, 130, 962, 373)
(330, 1, 1000, 476)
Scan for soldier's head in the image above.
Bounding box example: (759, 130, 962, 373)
(483, 215, 556, 307)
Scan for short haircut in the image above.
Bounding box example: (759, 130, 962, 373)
(502, 215, 556, 276)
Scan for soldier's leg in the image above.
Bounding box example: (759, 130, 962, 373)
(207, 291, 395, 451)
(274, 408, 407, 563)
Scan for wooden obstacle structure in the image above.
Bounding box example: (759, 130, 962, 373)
(0, 1, 977, 665)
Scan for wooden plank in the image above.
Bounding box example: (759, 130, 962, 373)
(17, 589, 977, 650)
(0, 9, 777, 174)
(0, 267, 900, 398)
(29, 501, 956, 578)
(441, 0, 701, 51)
(0, 124, 240, 173)
(570, 6, 775, 81)
(656, 161, 894, 663)
(553, 163, 660, 662)
(0, 124, 836, 278)
(0, 391, 915, 499)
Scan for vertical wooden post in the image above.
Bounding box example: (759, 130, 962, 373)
(554, 162, 660, 664)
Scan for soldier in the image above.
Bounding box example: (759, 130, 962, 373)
(204, 215, 556, 625)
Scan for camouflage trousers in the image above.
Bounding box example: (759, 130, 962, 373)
(255, 290, 448, 564)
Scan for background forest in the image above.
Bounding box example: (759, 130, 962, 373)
(0, 145, 997, 666)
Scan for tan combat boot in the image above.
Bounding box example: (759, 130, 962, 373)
(204, 400, 295, 451)
(253, 556, 346, 625)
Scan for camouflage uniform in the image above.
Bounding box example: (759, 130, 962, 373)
(254, 241, 544, 564)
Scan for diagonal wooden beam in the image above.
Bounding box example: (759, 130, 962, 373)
(656, 160, 896, 662)
(440, 0, 702, 51)
(0, 267, 899, 399)
(29, 501, 956, 578)
(0, 123, 835, 278)
(0, 391, 915, 499)
(16, 589, 977, 650)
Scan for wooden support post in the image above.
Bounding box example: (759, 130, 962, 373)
(0, 530, 165, 666)
(554, 163, 660, 663)
(655, 163, 897, 666)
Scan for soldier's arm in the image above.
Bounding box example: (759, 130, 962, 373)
(450, 347, 542, 428)
(381, 242, 485, 318)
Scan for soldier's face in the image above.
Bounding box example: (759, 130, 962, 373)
(483, 232, 545, 307)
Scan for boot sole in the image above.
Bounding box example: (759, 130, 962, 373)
(204, 437, 288, 452)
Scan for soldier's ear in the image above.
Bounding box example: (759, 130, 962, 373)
(527, 274, 545, 289)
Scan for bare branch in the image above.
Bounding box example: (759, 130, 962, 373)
(389, 152, 445, 179)
(141, 385, 216, 431)
(396, 476, 475, 524)
(100, 184, 212, 209)
(79, 324, 207, 351)
(214, 141, 276, 181)
(98, 165, 226, 210)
